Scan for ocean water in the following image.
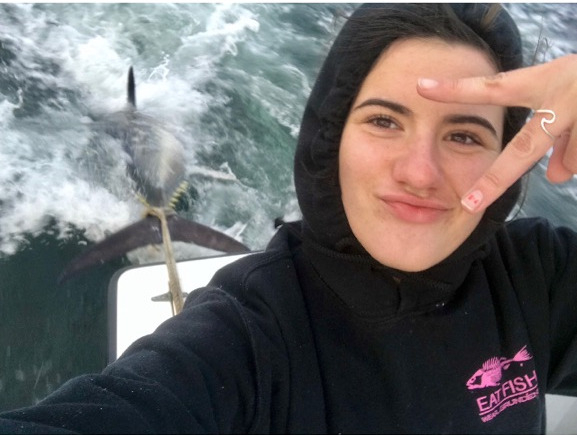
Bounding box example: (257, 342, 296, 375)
(0, 3, 576, 411)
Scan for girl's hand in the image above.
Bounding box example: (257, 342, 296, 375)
(417, 55, 577, 213)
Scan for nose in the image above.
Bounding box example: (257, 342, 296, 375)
(391, 134, 443, 192)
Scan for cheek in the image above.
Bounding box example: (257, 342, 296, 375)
(339, 131, 367, 215)
(447, 151, 500, 197)
(339, 131, 357, 189)
(339, 129, 382, 187)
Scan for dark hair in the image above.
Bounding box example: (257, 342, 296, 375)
(295, 3, 529, 251)
(326, 3, 527, 148)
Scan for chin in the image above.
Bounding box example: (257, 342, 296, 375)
(363, 238, 457, 272)
(374, 255, 442, 273)
(357, 218, 482, 272)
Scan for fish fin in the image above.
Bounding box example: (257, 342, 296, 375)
(167, 214, 250, 254)
(58, 216, 163, 284)
(127, 66, 136, 108)
(168, 181, 189, 210)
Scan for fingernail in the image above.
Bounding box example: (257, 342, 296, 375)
(418, 78, 439, 89)
(462, 190, 483, 212)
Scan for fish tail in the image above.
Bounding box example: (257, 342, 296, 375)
(57, 216, 164, 284)
(167, 214, 250, 253)
(512, 345, 532, 362)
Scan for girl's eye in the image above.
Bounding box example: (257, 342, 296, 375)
(367, 115, 399, 130)
(449, 132, 482, 146)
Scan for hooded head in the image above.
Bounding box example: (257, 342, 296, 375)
(294, 3, 528, 256)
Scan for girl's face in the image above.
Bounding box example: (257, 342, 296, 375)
(339, 37, 505, 272)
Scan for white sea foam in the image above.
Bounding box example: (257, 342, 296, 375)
(0, 3, 310, 261)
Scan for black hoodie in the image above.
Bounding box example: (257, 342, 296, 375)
(294, 3, 529, 253)
(1, 4, 576, 434)
(1, 218, 577, 433)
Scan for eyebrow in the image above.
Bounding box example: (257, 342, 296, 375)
(352, 98, 498, 138)
(354, 98, 410, 115)
(445, 114, 498, 138)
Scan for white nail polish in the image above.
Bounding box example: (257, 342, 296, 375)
(418, 78, 439, 89)
(462, 190, 483, 212)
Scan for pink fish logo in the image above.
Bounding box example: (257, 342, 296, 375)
(466, 346, 532, 390)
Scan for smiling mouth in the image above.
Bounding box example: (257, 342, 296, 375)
(379, 195, 450, 224)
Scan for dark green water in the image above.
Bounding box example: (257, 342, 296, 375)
(0, 223, 130, 409)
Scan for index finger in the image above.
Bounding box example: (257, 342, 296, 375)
(460, 114, 555, 213)
(417, 66, 549, 109)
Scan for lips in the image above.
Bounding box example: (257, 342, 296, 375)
(378, 194, 451, 224)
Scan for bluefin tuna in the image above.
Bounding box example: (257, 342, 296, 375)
(59, 67, 250, 314)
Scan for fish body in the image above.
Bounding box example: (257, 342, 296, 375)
(101, 67, 186, 208)
(467, 357, 505, 389)
(59, 68, 249, 289)
(466, 346, 533, 390)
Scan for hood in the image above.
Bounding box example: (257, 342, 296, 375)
(294, 3, 528, 256)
